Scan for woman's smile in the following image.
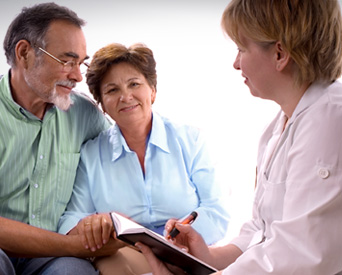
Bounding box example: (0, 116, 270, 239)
(119, 104, 139, 112)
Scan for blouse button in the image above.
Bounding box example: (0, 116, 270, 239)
(318, 168, 330, 179)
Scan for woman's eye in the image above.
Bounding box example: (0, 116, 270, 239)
(106, 88, 118, 93)
(130, 82, 140, 87)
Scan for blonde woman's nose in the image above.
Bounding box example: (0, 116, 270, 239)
(233, 52, 241, 70)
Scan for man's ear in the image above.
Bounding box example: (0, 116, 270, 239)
(15, 40, 32, 69)
(275, 41, 291, 71)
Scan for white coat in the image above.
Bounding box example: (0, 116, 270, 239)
(224, 81, 342, 274)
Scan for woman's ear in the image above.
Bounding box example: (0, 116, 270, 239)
(275, 41, 291, 71)
(15, 40, 32, 69)
(101, 101, 107, 113)
(151, 87, 156, 104)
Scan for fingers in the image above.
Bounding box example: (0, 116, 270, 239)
(167, 222, 205, 255)
(101, 213, 113, 245)
(135, 242, 174, 275)
(78, 222, 90, 250)
(174, 222, 193, 235)
(172, 223, 210, 262)
(79, 217, 98, 251)
(165, 218, 197, 241)
(77, 213, 113, 251)
(164, 218, 178, 237)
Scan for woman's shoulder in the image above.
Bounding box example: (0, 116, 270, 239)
(157, 113, 201, 139)
(325, 80, 342, 104)
(304, 80, 342, 115)
(80, 126, 115, 154)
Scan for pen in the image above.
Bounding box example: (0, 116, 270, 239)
(168, 211, 198, 239)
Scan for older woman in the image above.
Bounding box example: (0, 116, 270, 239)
(58, 43, 229, 274)
(137, 0, 342, 274)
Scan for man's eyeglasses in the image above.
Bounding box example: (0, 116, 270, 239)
(38, 47, 89, 74)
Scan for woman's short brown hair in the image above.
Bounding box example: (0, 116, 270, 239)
(221, 0, 342, 85)
(86, 43, 157, 104)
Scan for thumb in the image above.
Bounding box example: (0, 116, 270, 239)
(135, 242, 173, 275)
(175, 222, 196, 237)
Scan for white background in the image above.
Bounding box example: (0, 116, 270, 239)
(0, 0, 281, 243)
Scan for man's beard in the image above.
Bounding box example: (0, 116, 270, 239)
(50, 80, 75, 111)
(24, 67, 76, 112)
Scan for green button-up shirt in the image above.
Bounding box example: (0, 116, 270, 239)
(0, 72, 110, 231)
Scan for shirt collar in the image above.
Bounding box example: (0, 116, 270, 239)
(109, 111, 170, 162)
(109, 124, 126, 161)
(288, 81, 330, 126)
(0, 71, 27, 120)
(149, 112, 170, 153)
(0, 70, 57, 121)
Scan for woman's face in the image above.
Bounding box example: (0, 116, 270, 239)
(100, 62, 156, 128)
(233, 33, 277, 101)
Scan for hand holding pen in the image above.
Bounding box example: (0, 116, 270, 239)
(167, 211, 198, 239)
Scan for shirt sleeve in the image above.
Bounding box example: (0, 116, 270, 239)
(223, 101, 342, 274)
(58, 152, 97, 234)
(57, 94, 110, 234)
(187, 130, 230, 245)
(81, 94, 111, 141)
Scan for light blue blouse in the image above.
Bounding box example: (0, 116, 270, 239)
(58, 112, 229, 244)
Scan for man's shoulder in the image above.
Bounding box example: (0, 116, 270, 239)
(68, 90, 104, 116)
(70, 90, 97, 106)
(61, 90, 109, 127)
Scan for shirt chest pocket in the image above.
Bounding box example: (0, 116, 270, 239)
(56, 152, 80, 205)
(260, 176, 286, 227)
(260, 140, 288, 222)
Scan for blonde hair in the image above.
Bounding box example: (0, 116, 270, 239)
(222, 0, 342, 85)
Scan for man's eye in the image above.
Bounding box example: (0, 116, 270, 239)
(62, 60, 75, 65)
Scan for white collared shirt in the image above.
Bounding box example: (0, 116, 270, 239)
(225, 81, 342, 274)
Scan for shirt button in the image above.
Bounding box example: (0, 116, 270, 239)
(39, 155, 44, 160)
(32, 214, 36, 219)
(318, 168, 330, 179)
(34, 184, 39, 188)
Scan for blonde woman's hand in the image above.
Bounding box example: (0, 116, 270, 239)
(135, 242, 187, 275)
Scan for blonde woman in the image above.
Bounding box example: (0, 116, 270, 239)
(138, 0, 342, 274)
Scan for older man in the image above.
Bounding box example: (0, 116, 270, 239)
(0, 3, 121, 274)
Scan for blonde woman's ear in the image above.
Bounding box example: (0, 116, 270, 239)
(275, 41, 290, 71)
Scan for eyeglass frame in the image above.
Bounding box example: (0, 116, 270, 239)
(37, 47, 89, 74)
